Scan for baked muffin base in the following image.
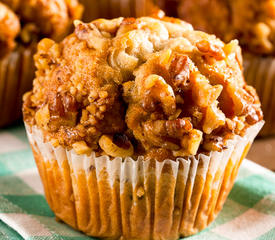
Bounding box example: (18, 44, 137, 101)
(25, 121, 263, 240)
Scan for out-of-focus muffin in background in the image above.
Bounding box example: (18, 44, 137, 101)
(0, 0, 83, 127)
(177, 0, 275, 136)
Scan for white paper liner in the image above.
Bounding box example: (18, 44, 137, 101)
(25, 121, 263, 239)
(244, 53, 275, 136)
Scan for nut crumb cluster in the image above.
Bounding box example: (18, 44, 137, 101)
(179, 0, 275, 55)
(23, 16, 263, 160)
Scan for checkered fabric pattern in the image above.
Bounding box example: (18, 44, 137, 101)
(0, 124, 275, 240)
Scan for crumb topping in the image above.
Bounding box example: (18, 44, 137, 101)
(23, 16, 263, 160)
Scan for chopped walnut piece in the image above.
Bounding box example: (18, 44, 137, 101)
(72, 141, 92, 155)
(168, 54, 191, 91)
(173, 129, 203, 157)
(196, 39, 226, 60)
(142, 74, 176, 115)
(203, 135, 224, 152)
(75, 22, 110, 51)
(35, 104, 50, 129)
(190, 72, 223, 108)
(203, 101, 226, 134)
(99, 134, 134, 157)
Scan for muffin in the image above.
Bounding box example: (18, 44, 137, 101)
(79, 0, 159, 22)
(0, 0, 83, 127)
(23, 16, 263, 239)
(178, 0, 275, 136)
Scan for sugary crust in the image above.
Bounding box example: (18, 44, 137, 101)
(0, 2, 20, 57)
(23, 16, 263, 159)
(178, 0, 275, 55)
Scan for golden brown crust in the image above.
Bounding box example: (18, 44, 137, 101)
(23, 16, 263, 159)
(178, 0, 275, 56)
(0, 2, 20, 57)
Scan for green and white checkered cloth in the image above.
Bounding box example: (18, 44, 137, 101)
(0, 124, 275, 240)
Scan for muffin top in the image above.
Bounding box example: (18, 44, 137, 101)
(179, 0, 275, 55)
(0, 0, 83, 56)
(23, 16, 263, 160)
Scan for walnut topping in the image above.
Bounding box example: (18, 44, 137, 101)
(35, 104, 50, 129)
(190, 72, 223, 108)
(75, 22, 110, 50)
(142, 74, 176, 115)
(99, 134, 134, 157)
(203, 135, 224, 152)
(196, 40, 226, 60)
(173, 129, 203, 157)
(72, 141, 92, 155)
(23, 16, 263, 158)
(144, 118, 192, 141)
(203, 101, 226, 134)
(169, 54, 191, 91)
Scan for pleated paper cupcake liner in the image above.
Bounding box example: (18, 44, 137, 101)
(244, 53, 275, 136)
(80, 0, 158, 22)
(25, 121, 263, 240)
(0, 44, 36, 127)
